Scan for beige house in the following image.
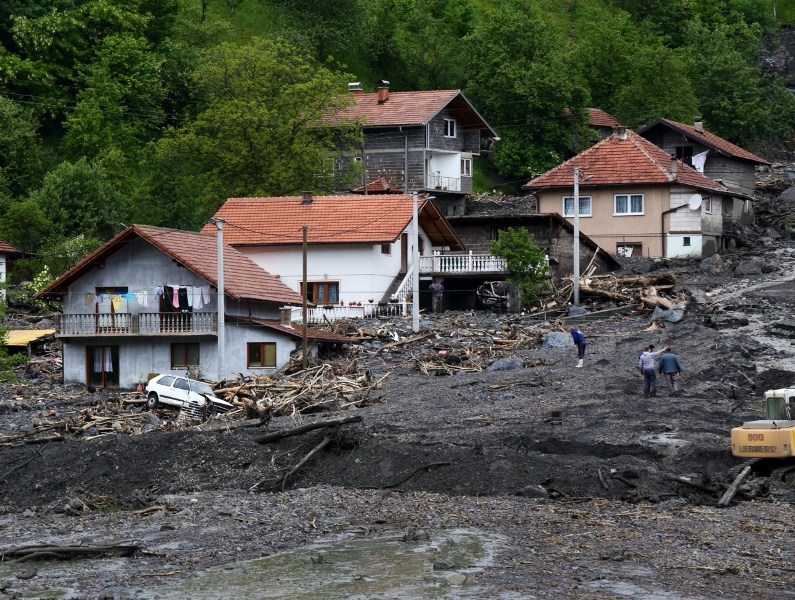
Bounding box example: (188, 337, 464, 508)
(524, 129, 750, 259)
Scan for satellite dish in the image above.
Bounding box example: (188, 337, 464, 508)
(687, 194, 702, 210)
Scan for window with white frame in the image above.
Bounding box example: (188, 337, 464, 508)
(563, 196, 592, 217)
(461, 158, 472, 177)
(444, 118, 456, 138)
(704, 196, 713, 213)
(614, 193, 644, 215)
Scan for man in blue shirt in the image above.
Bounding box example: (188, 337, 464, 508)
(570, 327, 586, 368)
(658, 348, 682, 396)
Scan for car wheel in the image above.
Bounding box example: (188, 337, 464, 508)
(147, 393, 159, 409)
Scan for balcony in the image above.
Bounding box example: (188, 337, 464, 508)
(426, 174, 461, 191)
(55, 312, 218, 337)
(419, 252, 507, 275)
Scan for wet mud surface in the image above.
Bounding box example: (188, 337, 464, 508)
(2, 246, 795, 598)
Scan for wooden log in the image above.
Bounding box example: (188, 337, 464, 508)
(281, 435, 332, 491)
(253, 415, 362, 444)
(718, 465, 752, 507)
(665, 475, 718, 493)
(2, 543, 139, 562)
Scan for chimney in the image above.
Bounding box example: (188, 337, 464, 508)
(280, 307, 293, 327)
(347, 81, 362, 93)
(377, 79, 390, 104)
(614, 125, 627, 140)
(671, 155, 678, 177)
(638, 119, 647, 130)
(694, 116, 704, 133)
(301, 191, 313, 205)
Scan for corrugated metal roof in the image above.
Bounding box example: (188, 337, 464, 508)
(6, 330, 55, 347)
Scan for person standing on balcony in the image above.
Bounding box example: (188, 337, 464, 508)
(570, 327, 587, 368)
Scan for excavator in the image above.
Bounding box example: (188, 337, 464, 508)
(731, 388, 795, 458)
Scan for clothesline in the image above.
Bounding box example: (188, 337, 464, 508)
(82, 285, 213, 311)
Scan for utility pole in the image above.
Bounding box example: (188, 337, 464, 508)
(302, 225, 308, 369)
(211, 218, 226, 381)
(573, 167, 580, 306)
(412, 191, 419, 332)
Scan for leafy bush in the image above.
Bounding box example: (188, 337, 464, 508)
(490, 227, 549, 307)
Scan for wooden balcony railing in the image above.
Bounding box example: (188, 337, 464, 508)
(55, 312, 217, 336)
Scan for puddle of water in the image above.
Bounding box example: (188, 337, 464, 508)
(637, 432, 689, 456)
(137, 527, 503, 599)
(588, 577, 707, 600)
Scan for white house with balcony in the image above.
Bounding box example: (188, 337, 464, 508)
(37, 225, 354, 389)
(201, 193, 510, 321)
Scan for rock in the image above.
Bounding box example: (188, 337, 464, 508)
(486, 358, 524, 372)
(700, 254, 728, 275)
(22, 508, 34, 518)
(705, 311, 750, 329)
(567, 305, 588, 317)
(651, 306, 685, 323)
(515, 484, 547, 498)
(543, 331, 573, 349)
(733, 260, 763, 276)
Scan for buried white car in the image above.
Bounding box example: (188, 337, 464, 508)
(145, 374, 234, 418)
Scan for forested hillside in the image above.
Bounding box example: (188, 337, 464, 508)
(0, 0, 793, 289)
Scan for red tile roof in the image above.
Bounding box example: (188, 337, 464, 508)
(0, 240, 21, 254)
(588, 108, 623, 128)
(641, 119, 770, 165)
(38, 225, 304, 305)
(524, 130, 731, 195)
(329, 89, 497, 136)
(351, 177, 403, 194)
(200, 195, 463, 249)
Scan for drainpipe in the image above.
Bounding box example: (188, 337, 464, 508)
(210, 218, 226, 382)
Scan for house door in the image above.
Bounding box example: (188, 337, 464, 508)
(86, 345, 120, 389)
(401, 233, 408, 273)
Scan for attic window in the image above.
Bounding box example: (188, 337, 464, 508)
(444, 118, 456, 138)
(676, 145, 693, 166)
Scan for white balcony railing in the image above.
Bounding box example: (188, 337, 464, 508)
(420, 252, 507, 274)
(289, 303, 409, 324)
(426, 174, 461, 191)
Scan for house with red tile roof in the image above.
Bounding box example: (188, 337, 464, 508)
(639, 117, 770, 225)
(524, 129, 751, 259)
(588, 108, 624, 140)
(200, 193, 464, 308)
(329, 81, 498, 217)
(37, 225, 355, 389)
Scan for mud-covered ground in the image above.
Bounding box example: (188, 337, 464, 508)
(2, 244, 795, 599)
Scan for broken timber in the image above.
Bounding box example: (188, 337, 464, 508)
(253, 414, 362, 444)
(718, 465, 752, 507)
(1, 543, 139, 562)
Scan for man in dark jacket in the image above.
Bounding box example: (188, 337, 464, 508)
(658, 348, 682, 396)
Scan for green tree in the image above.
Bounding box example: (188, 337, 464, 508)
(463, 3, 591, 179)
(0, 96, 44, 196)
(490, 227, 549, 307)
(151, 37, 358, 226)
(28, 158, 129, 242)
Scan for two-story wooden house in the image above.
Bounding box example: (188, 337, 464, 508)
(329, 82, 498, 217)
(638, 118, 770, 226)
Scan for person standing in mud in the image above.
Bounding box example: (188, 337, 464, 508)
(638, 344, 666, 397)
(570, 327, 587, 368)
(658, 347, 682, 396)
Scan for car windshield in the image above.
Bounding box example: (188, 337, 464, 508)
(191, 381, 216, 397)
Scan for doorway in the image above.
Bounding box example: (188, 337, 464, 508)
(86, 345, 120, 388)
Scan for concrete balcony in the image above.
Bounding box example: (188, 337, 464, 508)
(55, 312, 218, 337)
(420, 252, 508, 275)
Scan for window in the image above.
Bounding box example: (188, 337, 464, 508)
(171, 343, 200, 369)
(614, 194, 644, 215)
(174, 377, 190, 391)
(704, 196, 713, 214)
(563, 196, 592, 217)
(380, 243, 391, 255)
(444, 118, 456, 138)
(353, 156, 362, 163)
(683, 237, 691, 247)
(301, 281, 340, 305)
(676, 146, 693, 161)
(248, 342, 276, 368)
(461, 158, 472, 177)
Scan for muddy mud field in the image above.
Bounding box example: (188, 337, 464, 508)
(2, 247, 795, 598)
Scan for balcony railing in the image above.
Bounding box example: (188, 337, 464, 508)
(426, 174, 461, 191)
(420, 252, 508, 274)
(56, 312, 217, 336)
(288, 303, 409, 324)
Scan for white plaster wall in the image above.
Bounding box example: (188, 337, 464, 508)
(240, 231, 434, 304)
(666, 235, 703, 258)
